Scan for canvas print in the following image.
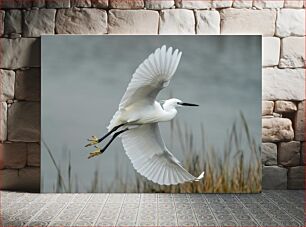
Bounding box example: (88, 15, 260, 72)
(41, 36, 261, 193)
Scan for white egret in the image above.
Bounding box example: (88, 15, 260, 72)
(85, 45, 204, 185)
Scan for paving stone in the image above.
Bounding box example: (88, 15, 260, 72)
(110, 0, 144, 8)
(175, 0, 212, 8)
(0, 10, 4, 35)
(108, 10, 159, 34)
(56, 8, 107, 34)
(15, 68, 41, 101)
(27, 143, 40, 167)
(262, 143, 277, 166)
(0, 69, 15, 102)
(0, 167, 40, 192)
(159, 9, 195, 34)
(220, 8, 276, 35)
(145, 0, 175, 9)
(262, 118, 294, 142)
(280, 37, 305, 68)
(262, 37, 280, 66)
(232, 0, 252, 8)
(71, 0, 92, 7)
(284, 0, 304, 8)
(278, 141, 301, 167)
(274, 101, 297, 113)
(91, 0, 108, 8)
(262, 68, 305, 101)
(212, 0, 233, 8)
(46, 0, 70, 8)
(0, 102, 7, 142)
(262, 166, 287, 189)
(0, 143, 27, 169)
(253, 0, 284, 8)
(294, 101, 305, 141)
(4, 9, 22, 35)
(0, 38, 40, 69)
(301, 142, 305, 165)
(8, 102, 40, 142)
(195, 10, 220, 34)
(23, 9, 56, 37)
(276, 9, 305, 37)
(262, 101, 274, 115)
(288, 166, 304, 189)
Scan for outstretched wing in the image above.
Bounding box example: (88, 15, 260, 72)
(121, 123, 204, 185)
(119, 45, 182, 110)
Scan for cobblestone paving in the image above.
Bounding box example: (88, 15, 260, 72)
(1, 190, 304, 226)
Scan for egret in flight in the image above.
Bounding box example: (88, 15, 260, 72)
(85, 45, 204, 185)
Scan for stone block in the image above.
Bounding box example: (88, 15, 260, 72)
(91, 0, 108, 8)
(301, 142, 305, 165)
(262, 68, 305, 101)
(4, 9, 22, 35)
(220, 8, 276, 36)
(0, 102, 7, 142)
(278, 141, 301, 166)
(0, 38, 40, 69)
(262, 101, 274, 115)
(195, 10, 220, 34)
(274, 101, 297, 113)
(0, 10, 4, 35)
(280, 37, 305, 68)
(8, 102, 40, 142)
(232, 0, 252, 8)
(262, 143, 277, 165)
(253, 0, 284, 8)
(284, 0, 304, 8)
(108, 10, 159, 34)
(212, 0, 232, 8)
(46, 0, 70, 8)
(71, 0, 91, 7)
(0, 143, 27, 169)
(262, 118, 294, 142)
(276, 9, 305, 37)
(23, 9, 56, 37)
(294, 101, 305, 141)
(27, 143, 40, 167)
(262, 37, 280, 66)
(110, 0, 144, 8)
(15, 68, 41, 101)
(145, 0, 175, 9)
(32, 0, 46, 8)
(262, 166, 287, 189)
(159, 9, 195, 34)
(288, 166, 304, 189)
(0, 167, 40, 192)
(0, 0, 32, 9)
(0, 69, 15, 102)
(56, 8, 107, 34)
(175, 0, 212, 9)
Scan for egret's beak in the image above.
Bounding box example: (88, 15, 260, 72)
(179, 102, 199, 107)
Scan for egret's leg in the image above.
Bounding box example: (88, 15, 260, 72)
(88, 128, 128, 159)
(85, 123, 125, 147)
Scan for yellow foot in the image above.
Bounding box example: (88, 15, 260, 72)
(85, 136, 99, 147)
(88, 146, 102, 159)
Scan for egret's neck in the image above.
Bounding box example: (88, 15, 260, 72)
(163, 102, 177, 112)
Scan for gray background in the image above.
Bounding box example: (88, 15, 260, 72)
(41, 36, 261, 192)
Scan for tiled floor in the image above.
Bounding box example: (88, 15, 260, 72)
(1, 190, 304, 226)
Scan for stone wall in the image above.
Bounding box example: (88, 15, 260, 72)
(0, 0, 305, 192)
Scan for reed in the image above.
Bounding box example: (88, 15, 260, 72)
(44, 113, 261, 193)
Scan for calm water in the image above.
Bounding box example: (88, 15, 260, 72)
(42, 36, 261, 192)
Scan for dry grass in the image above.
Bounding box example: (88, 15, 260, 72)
(43, 113, 261, 193)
